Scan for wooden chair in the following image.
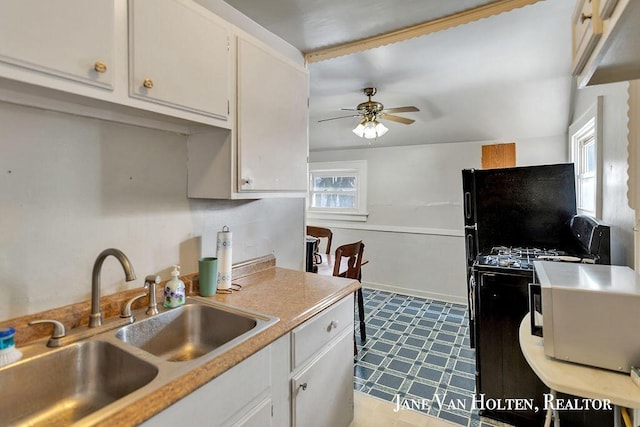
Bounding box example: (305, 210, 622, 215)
(332, 241, 366, 344)
(306, 225, 333, 255)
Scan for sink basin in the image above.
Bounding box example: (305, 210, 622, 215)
(0, 340, 157, 426)
(115, 302, 276, 362)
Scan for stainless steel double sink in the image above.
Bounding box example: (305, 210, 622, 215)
(0, 298, 278, 426)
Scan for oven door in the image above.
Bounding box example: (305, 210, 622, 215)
(528, 283, 543, 337)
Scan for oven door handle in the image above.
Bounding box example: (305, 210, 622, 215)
(469, 275, 476, 321)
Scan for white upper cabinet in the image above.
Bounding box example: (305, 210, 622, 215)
(0, 0, 309, 199)
(0, 0, 114, 90)
(236, 34, 308, 193)
(129, 0, 231, 120)
(187, 32, 309, 199)
(573, 0, 640, 87)
(571, 0, 603, 75)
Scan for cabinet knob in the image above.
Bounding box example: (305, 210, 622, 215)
(93, 61, 107, 73)
(580, 13, 592, 23)
(142, 78, 154, 89)
(299, 382, 307, 391)
(328, 320, 339, 331)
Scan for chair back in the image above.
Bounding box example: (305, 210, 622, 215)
(306, 226, 333, 255)
(332, 241, 364, 280)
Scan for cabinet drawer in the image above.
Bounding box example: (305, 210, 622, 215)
(572, 0, 603, 74)
(291, 294, 353, 370)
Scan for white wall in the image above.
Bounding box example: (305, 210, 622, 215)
(310, 137, 567, 303)
(572, 81, 635, 267)
(0, 102, 305, 320)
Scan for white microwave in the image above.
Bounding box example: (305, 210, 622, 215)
(529, 261, 640, 373)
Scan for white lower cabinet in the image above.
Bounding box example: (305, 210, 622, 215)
(142, 337, 282, 427)
(291, 331, 354, 427)
(290, 295, 355, 427)
(141, 295, 354, 427)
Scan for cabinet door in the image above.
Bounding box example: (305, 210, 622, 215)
(0, 0, 114, 89)
(572, 0, 603, 74)
(129, 0, 230, 120)
(231, 398, 272, 427)
(141, 345, 271, 426)
(291, 331, 354, 427)
(599, 0, 619, 18)
(475, 271, 546, 426)
(237, 36, 308, 192)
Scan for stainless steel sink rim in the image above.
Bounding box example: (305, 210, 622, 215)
(0, 298, 279, 426)
(115, 299, 276, 363)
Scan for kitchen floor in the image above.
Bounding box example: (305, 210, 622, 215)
(350, 391, 456, 427)
(353, 289, 507, 427)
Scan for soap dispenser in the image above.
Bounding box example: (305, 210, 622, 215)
(0, 327, 22, 367)
(164, 265, 186, 308)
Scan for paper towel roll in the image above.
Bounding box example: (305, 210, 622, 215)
(216, 226, 232, 290)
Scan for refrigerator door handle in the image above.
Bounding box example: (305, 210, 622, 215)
(466, 233, 476, 262)
(464, 191, 473, 219)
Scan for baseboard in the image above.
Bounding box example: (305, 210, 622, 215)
(362, 281, 468, 306)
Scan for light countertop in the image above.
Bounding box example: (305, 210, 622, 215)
(100, 266, 360, 426)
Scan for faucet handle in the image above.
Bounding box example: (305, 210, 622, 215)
(144, 275, 161, 286)
(120, 293, 147, 322)
(28, 319, 66, 347)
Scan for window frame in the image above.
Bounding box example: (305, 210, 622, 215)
(307, 160, 368, 222)
(569, 97, 602, 218)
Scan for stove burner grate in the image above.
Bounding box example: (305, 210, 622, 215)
(477, 247, 570, 270)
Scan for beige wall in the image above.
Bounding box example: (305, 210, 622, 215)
(0, 102, 305, 320)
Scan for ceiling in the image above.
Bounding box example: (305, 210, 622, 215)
(224, 0, 574, 151)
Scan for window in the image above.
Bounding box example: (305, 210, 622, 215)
(569, 98, 602, 218)
(308, 160, 368, 221)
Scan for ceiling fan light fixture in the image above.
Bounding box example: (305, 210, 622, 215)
(352, 120, 366, 137)
(374, 121, 388, 138)
(356, 118, 388, 139)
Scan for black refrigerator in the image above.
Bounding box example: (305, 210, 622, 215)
(462, 163, 577, 347)
(462, 164, 578, 427)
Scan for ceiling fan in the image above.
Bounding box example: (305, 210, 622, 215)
(318, 87, 420, 139)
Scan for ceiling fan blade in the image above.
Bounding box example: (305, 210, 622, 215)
(317, 114, 360, 123)
(340, 108, 358, 111)
(382, 106, 420, 114)
(382, 114, 415, 125)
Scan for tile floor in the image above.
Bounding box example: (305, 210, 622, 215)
(353, 289, 506, 427)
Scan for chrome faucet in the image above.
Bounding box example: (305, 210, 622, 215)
(90, 248, 136, 328)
